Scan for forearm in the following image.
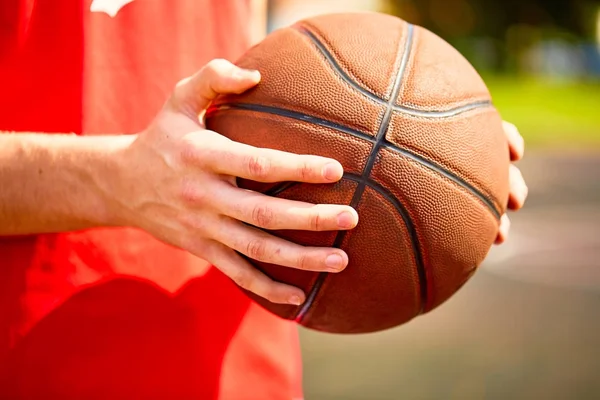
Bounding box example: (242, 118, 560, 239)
(0, 132, 134, 235)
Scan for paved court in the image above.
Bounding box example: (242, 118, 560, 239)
(301, 151, 600, 400)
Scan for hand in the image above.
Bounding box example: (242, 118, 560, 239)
(113, 59, 359, 305)
(495, 121, 529, 244)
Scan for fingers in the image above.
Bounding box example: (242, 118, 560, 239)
(213, 216, 349, 273)
(188, 134, 344, 183)
(508, 164, 528, 210)
(200, 240, 306, 305)
(497, 164, 527, 244)
(214, 182, 358, 231)
(502, 121, 524, 162)
(495, 214, 511, 245)
(171, 59, 261, 115)
(496, 121, 526, 246)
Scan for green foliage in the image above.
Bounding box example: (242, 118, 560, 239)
(483, 75, 600, 148)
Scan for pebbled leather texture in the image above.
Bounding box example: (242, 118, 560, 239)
(206, 12, 510, 334)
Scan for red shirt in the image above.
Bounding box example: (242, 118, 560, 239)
(0, 1, 303, 399)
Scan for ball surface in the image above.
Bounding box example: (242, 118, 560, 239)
(206, 12, 509, 334)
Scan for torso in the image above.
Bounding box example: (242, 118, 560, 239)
(0, 1, 302, 398)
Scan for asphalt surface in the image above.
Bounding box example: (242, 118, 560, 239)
(300, 151, 600, 400)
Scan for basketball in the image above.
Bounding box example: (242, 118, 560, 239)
(205, 12, 510, 334)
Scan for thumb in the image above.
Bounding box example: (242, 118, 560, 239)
(170, 58, 261, 115)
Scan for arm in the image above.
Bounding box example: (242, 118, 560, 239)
(0, 60, 358, 305)
(0, 58, 527, 302)
(0, 132, 132, 235)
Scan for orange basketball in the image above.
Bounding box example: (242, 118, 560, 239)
(205, 12, 510, 334)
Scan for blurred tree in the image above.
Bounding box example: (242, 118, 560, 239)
(387, 0, 599, 40)
(385, 0, 600, 74)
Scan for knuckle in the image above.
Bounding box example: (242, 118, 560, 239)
(298, 161, 314, 181)
(296, 252, 312, 271)
(179, 180, 197, 202)
(180, 179, 209, 205)
(230, 270, 253, 291)
(245, 155, 270, 179)
(308, 210, 323, 231)
(251, 204, 275, 228)
(179, 137, 204, 164)
(245, 238, 267, 260)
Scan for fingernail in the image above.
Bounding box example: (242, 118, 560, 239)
(516, 188, 526, 206)
(498, 214, 510, 241)
(244, 68, 261, 80)
(510, 186, 527, 209)
(325, 253, 344, 271)
(233, 68, 260, 81)
(322, 163, 342, 181)
(337, 211, 356, 229)
(520, 180, 529, 198)
(288, 295, 303, 305)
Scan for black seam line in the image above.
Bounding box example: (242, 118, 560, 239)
(210, 103, 501, 219)
(343, 172, 427, 313)
(353, 23, 414, 211)
(266, 182, 298, 197)
(295, 23, 416, 323)
(207, 103, 375, 143)
(381, 143, 501, 218)
(263, 176, 428, 320)
(294, 25, 493, 118)
(394, 100, 492, 118)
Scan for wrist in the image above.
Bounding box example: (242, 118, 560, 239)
(86, 134, 138, 228)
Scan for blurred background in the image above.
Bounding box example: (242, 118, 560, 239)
(267, 1, 600, 399)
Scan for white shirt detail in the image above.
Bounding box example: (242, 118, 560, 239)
(90, 0, 135, 17)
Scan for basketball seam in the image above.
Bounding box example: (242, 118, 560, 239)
(380, 144, 503, 217)
(294, 22, 390, 101)
(208, 104, 375, 142)
(294, 23, 425, 324)
(293, 25, 494, 118)
(264, 175, 426, 323)
(343, 173, 426, 315)
(207, 103, 502, 219)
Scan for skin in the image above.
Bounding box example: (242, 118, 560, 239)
(497, 120, 528, 244)
(243, 0, 529, 241)
(0, 63, 357, 307)
(0, 2, 529, 306)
